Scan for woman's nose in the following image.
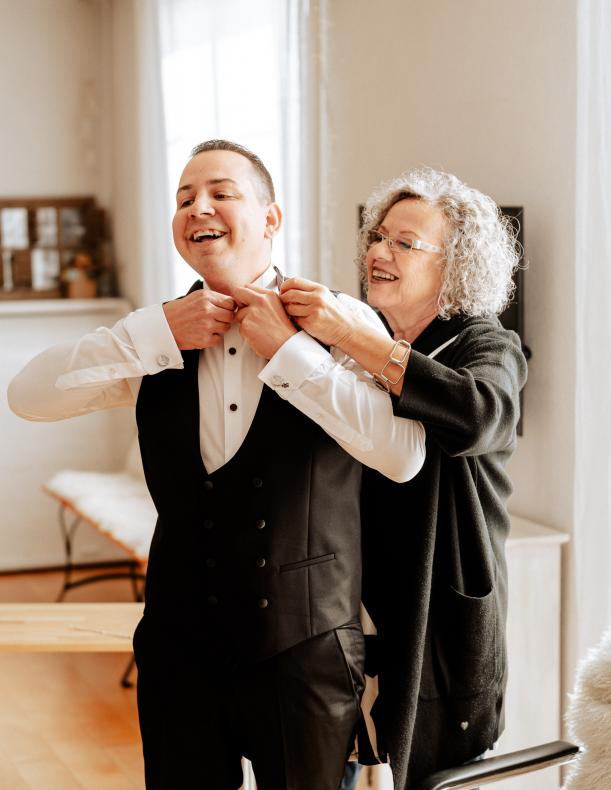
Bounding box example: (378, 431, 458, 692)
(372, 241, 392, 261)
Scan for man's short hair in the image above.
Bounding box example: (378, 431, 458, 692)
(190, 139, 276, 204)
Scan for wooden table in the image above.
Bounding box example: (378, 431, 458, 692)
(0, 602, 143, 652)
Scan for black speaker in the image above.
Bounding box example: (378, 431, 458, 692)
(499, 206, 529, 436)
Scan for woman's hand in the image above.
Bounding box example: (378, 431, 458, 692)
(234, 285, 298, 359)
(280, 277, 356, 349)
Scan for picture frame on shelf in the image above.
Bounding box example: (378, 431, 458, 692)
(0, 196, 115, 300)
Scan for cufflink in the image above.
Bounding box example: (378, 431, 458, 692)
(157, 354, 170, 367)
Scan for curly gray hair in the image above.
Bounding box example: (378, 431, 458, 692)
(357, 167, 520, 318)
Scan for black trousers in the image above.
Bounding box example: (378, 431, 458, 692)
(133, 618, 365, 790)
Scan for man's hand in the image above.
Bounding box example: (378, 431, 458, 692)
(163, 290, 236, 350)
(234, 285, 298, 359)
(280, 278, 355, 349)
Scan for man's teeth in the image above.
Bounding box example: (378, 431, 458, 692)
(372, 268, 398, 281)
(192, 230, 225, 242)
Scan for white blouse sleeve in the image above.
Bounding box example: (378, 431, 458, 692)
(259, 295, 425, 483)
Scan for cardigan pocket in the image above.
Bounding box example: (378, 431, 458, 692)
(420, 584, 499, 700)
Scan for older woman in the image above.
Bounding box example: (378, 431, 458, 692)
(280, 166, 527, 789)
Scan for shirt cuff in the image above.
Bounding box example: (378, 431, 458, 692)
(123, 304, 184, 374)
(259, 331, 331, 392)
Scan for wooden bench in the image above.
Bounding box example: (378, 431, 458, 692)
(0, 601, 258, 790)
(0, 602, 143, 651)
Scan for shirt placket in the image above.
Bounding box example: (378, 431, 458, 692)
(223, 325, 244, 464)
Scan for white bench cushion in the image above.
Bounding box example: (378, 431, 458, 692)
(44, 470, 156, 562)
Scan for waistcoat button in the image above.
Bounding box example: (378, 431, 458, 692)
(203, 480, 214, 491)
(205, 558, 216, 569)
(252, 477, 263, 488)
(203, 519, 214, 530)
(257, 598, 269, 609)
(256, 558, 266, 568)
(255, 519, 266, 530)
(207, 595, 218, 606)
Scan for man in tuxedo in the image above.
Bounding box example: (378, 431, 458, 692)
(9, 139, 425, 789)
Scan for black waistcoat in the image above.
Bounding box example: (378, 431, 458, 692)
(135, 346, 362, 662)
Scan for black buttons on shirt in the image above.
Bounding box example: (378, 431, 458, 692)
(229, 403, 238, 412)
(228, 347, 237, 355)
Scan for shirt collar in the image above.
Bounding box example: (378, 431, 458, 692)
(191, 264, 280, 296)
(253, 264, 279, 291)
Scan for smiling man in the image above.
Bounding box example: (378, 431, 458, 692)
(8, 140, 425, 790)
(172, 143, 281, 294)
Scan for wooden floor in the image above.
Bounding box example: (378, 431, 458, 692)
(0, 568, 144, 789)
(0, 568, 380, 790)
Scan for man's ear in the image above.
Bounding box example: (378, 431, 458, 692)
(264, 203, 282, 239)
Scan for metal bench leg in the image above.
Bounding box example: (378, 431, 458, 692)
(55, 503, 145, 689)
(121, 654, 136, 688)
(56, 504, 82, 602)
(56, 505, 147, 600)
(129, 562, 145, 602)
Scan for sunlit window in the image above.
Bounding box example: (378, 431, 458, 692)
(157, 0, 293, 295)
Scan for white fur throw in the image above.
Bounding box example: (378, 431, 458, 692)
(44, 469, 156, 562)
(563, 626, 611, 788)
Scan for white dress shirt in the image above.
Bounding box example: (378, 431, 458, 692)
(8, 267, 425, 483)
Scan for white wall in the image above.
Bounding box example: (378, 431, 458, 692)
(1, 301, 134, 571)
(324, 0, 577, 534)
(0, 0, 106, 198)
(0, 0, 137, 569)
(324, 0, 582, 732)
(107, 0, 145, 307)
(0, 0, 145, 307)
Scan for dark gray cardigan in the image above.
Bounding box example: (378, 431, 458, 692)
(361, 313, 528, 789)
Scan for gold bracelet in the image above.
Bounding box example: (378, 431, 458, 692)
(373, 339, 411, 392)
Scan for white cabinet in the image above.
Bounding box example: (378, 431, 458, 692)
(495, 516, 569, 790)
(1, 298, 135, 571)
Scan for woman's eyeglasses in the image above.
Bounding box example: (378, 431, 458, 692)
(366, 229, 442, 255)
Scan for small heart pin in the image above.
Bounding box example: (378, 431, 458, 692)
(460, 721, 469, 731)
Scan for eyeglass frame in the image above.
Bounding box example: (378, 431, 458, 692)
(366, 228, 443, 255)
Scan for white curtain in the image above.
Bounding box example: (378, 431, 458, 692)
(150, 0, 325, 296)
(133, 0, 175, 305)
(571, 0, 611, 680)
